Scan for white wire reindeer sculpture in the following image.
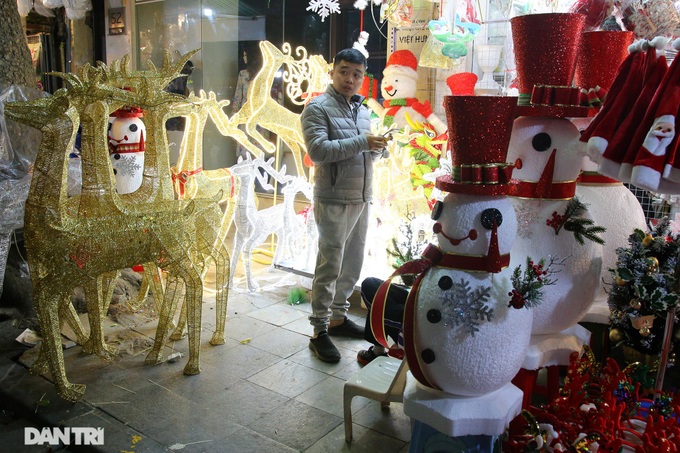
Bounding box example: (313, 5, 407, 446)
(230, 154, 293, 292)
(276, 176, 317, 271)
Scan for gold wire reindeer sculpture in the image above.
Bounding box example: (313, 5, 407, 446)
(5, 54, 225, 401)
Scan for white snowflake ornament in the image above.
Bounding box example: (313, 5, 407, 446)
(307, 0, 340, 22)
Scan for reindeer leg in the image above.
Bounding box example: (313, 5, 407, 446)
(281, 139, 306, 180)
(209, 241, 230, 346)
(127, 267, 151, 311)
(59, 293, 88, 345)
(32, 287, 86, 402)
(81, 273, 117, 361)
(182, 266, 203, 375)
(146, 276, 183, 365)
(242, 238, 261, 292)
(230, 228, 247, 287)
(169, 298, 188, 341)
(246, 122, 276, 154)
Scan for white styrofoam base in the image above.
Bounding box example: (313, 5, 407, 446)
(403, 376, 523, 437)
(522, 324, 592, 370)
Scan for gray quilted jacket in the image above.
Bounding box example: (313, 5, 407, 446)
(301, 85, 373, 204)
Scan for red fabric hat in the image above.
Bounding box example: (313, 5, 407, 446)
(575, 30, 634, 92)
(511, 13, 589, 117)
(110, 106, 144, 118)
(436, 96, 517, 196)
(446, 72, 478, 96)
(384, 50, 418, 79)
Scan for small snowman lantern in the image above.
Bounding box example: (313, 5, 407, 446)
(508, 12, 604, 335)
(108, 106, 145, 194)
(400, 96, 532, 396)
(367, 50, 447, 135)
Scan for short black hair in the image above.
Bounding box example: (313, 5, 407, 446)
(333, 48, 367, 68)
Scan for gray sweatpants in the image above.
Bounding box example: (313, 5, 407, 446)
(310, 200, 370, 335)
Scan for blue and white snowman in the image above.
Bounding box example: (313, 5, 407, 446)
(400, 96, 533, 396)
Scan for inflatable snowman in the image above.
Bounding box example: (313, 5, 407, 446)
(367, 50, 447, 135)
(108, 106, 145, 194)
(399, 96, 533, 396)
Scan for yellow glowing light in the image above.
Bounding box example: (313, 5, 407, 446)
(228, 41, 323, 179)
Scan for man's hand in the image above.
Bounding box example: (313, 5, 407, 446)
(366, 133, 388, 151)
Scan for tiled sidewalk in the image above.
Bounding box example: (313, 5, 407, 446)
(0, 268, 411, 452)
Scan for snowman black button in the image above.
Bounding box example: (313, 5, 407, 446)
(421, 349, 435, 364)
(481, 208, 503, 230)
(129, 123, 138, 132)
(431, 200, 443, 220)
(532, 132, 552, 152)
(438, 275, 452, 290)
(427, 309, 441, 323)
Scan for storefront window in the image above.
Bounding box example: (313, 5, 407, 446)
(134, 0, 330, 172)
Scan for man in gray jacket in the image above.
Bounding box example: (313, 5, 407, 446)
(302, 48, 389, 363)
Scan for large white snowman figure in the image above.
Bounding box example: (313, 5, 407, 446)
(399, 96, 533, 396)
(575, 158, 647, 309)
(507, 112, 604, 335)
(507, 13, 603, 336)
(108, 106, 145, 194)
(367, 50, 447, 135)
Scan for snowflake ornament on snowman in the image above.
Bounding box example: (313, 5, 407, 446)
(367, 50, 447, 135)
(372, 96, 538, 396)
(108, 106, 145, 194)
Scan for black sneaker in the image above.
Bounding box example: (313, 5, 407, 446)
(309, 331, 341, 363)
(357, 346, 387, 366)
(327, 317, 364, 339)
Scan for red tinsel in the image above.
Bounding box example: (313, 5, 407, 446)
(569, 0, 613, 30)
(504, 347, 680, 451)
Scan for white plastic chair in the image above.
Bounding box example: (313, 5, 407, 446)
(343, 356, 409, 443)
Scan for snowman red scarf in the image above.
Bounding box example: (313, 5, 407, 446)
(382, 98, 418, 127)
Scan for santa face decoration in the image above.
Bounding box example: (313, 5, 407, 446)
(108, 115, 145, 194)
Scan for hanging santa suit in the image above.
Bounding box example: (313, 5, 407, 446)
(578, 48, 643, 160)
(583, 46, 648, 163)
(629, 38, 680, 192)
(604, 42, 669, 183)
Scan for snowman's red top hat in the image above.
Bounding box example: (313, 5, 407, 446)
(575, 30, 635, 93)
(110, 105, 144, 118)
(436, 96, 517, 196)
(511, 13, 589, 118)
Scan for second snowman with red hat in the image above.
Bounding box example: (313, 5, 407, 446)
(387, 96, 537, 396)
(367, 49, 447, 135)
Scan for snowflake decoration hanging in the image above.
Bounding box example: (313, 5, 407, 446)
(514, 203, 539, 239)
(307, 0, 341, 22)
(441, 278, 494, 336)
(111, 155, 141, 178)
